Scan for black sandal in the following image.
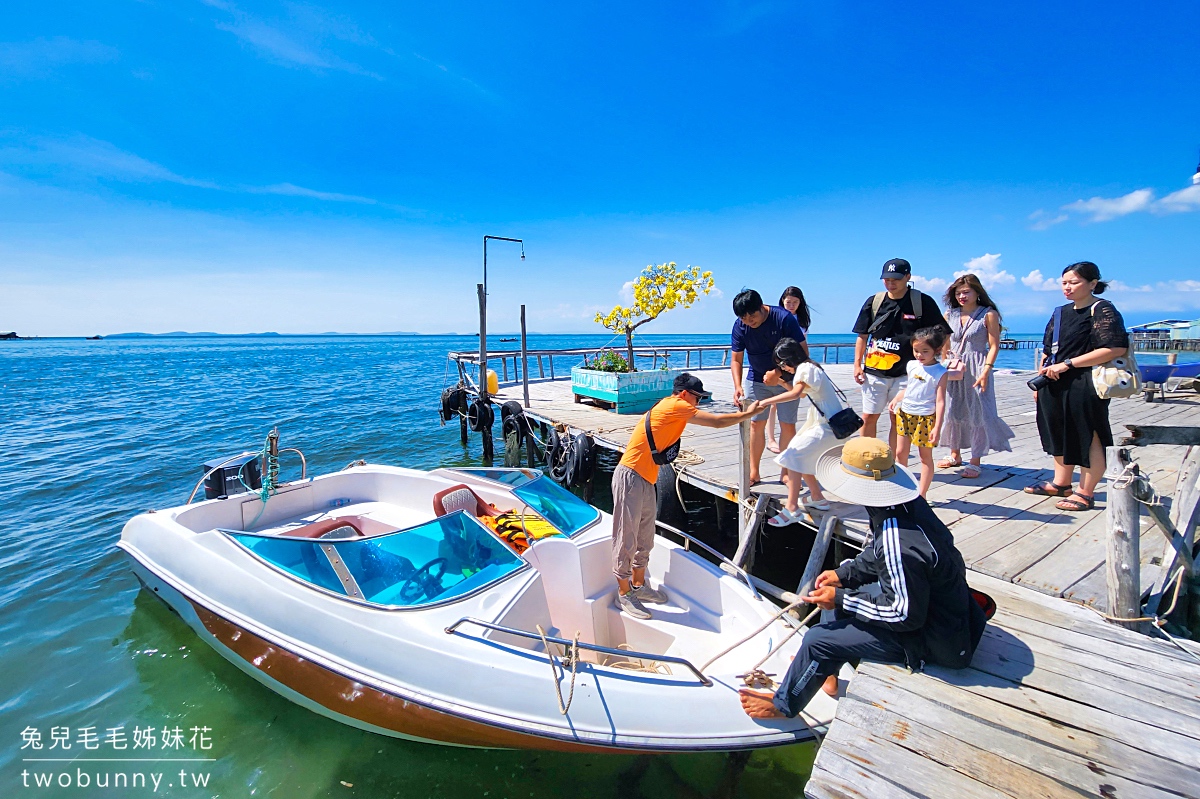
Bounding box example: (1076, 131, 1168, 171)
(1056, 494, 1095, 511)
(1024, 481, 1072, 497)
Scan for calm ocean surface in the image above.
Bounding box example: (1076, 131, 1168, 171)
(1, 333, 1191, 798)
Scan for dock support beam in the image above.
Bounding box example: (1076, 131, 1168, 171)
(520, 304, 530, 409)
(737, 411, 752, 546)
(1105, 446, 1143, 630)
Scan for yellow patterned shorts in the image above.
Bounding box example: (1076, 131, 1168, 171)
(895, 408, 936, 448)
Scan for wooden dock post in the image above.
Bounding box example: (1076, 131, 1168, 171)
(520, 304, 530, 409)
(796, 514, 839, 598)
(1105, 446, 1143, 630)
(477, 283, 493, 465)
(737, 410, 752, 547)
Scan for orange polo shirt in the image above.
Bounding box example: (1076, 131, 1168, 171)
(619, 395, 697, 485)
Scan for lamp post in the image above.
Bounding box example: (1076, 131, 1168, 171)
(478, 235, 525, 404)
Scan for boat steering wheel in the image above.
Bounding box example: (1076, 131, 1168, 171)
(398, 558, 449, 603)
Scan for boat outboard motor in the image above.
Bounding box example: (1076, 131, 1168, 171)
(202, 454, 261, 500)
(521, 537, 599, 663)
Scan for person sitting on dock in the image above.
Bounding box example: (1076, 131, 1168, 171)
(730, 288, 808, 486)
(740, 437, 985, 719)
(613, 373, 761, 619)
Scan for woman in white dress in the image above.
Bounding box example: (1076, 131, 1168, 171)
(757, 338, 848, 525)
(766, 286, 812, 453)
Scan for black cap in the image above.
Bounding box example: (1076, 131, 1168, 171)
(673, 373, 712, 399)
(881, 258, 911, 279)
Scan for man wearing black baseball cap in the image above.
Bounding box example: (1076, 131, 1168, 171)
(610, 373, 760, 619)
(851, 258, 951, 452)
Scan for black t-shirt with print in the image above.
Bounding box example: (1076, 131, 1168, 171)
(852, 289, 951, 378)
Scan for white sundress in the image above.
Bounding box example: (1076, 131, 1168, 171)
(775, 362, 846, 474)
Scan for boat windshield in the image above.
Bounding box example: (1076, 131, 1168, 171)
(228, 512, 525, 608)
(450, 469, 601, 537)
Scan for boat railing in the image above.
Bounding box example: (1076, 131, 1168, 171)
(448, 342, 859, 388)
(444, 617, 713, 686)
(653, 520, 761, 601)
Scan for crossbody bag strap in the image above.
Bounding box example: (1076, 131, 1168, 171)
(643, 412, 659, 457)
(953, 306, 984, 357)
(1049, 306, 1063, 364)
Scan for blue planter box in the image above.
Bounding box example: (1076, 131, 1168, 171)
(570, 367, 685, 414)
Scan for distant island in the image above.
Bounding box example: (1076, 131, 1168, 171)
(105, 331, 423, 338)
(2, 331, 22, 340)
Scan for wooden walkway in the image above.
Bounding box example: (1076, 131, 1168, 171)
(493, 365, 1200, 612)
(805, 572, 1200, 799)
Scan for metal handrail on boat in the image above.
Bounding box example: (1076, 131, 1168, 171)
(445, 617, 713, 686)
(653, 520, 761, 601)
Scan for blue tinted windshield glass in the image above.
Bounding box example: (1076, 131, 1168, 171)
(514, 476, 600, 537)
(230, 513, 524, 607)
(449, 468, 538, 487)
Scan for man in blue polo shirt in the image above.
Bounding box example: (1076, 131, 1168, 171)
(731, 288, 807, 484)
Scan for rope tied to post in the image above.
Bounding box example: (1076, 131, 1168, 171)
(536, 625, 581, 715)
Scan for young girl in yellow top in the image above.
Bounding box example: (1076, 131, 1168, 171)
(887, 327, 949, 498)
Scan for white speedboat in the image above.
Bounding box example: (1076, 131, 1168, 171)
(119, 461, 834, 751)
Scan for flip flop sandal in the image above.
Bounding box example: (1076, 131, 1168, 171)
(937, 458, 963, 469)
(1024, 481, 1072, 497)
(960, 465, 982, 478)
(766, 441, 781, 454)
(1056, 494, 1095, 512)
(767, 508, 800, 527)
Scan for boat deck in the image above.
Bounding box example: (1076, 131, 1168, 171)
(491, 363, 1200, 613)
(805, 571, 1200, 799)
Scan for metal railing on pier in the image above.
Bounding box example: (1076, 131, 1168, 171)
(448, 342, 859, 388)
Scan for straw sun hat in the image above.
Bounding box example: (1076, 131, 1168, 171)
(814, 437, 920, 507)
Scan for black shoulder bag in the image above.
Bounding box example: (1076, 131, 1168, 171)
(807, 374, 863, 440)
(644, 412, 681, 465)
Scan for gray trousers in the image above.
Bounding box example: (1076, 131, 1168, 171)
(611, 464, 656, 581)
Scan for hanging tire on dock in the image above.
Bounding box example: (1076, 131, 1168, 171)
(655, 464, 688, 530)
(439, 385, 467, 424)
(549, 431, 593, 488)
(467, 399, 494, 432)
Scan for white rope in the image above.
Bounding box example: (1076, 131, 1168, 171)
(536, 625, 580, 715)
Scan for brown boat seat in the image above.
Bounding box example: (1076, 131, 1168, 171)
(433, 484, 503, 519)
(286, 516, 367, 539)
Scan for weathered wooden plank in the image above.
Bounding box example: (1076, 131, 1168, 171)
(922, 663, 1200, 769)
(804, 751, 923, 799)
(818, 717, 1013, 799)
(975, 624, 1200, 702)
(837, 690, 1185, 799)
(1121, 425, 1200, 446)
(853, 667, 1200, 798)
(1013, 511, 1114, 595)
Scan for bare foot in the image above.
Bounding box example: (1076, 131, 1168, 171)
(821, 675, 839, 697)
(739, 689, 786, 719)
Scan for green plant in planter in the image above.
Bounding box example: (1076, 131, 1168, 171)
(594, 262, 715, 371)
(584, 350, 630, 373)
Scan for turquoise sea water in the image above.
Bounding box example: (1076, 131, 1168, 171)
(2, 332, 1194, 798)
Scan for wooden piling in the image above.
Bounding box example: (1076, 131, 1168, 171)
(737, 410, 752, 546)
(796, 514, 839, 598)
(520, 305, 530, 409)
(1105, 446, 1143, 630)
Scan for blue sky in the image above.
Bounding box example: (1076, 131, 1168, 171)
(1, 1, 1198, 336)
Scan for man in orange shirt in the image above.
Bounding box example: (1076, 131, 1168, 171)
(613, 373, 760, 619)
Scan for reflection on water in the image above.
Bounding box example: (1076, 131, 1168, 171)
(1, 334, 815, 798)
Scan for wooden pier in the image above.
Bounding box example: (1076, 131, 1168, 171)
(486, 362, 1200, 613)
(806, 571, 1200, 799)
(469, 352, 1200, 797)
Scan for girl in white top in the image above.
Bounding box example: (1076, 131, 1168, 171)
(887, 327, 949, 498)
(756, 337, 848, 525)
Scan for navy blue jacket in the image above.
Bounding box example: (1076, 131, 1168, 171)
(834, 497, 983, 669)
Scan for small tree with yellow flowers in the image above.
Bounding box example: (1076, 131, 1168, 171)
(594, 262, 715, 371)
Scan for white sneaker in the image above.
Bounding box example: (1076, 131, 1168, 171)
(616, 590, 652, 619)
(632, 582, 668, 604)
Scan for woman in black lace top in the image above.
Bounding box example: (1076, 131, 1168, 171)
(1024, 262, 1129, 511)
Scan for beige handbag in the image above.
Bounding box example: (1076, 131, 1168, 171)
(945, 308, 981, 382)
(1089, 302, 1140, 400)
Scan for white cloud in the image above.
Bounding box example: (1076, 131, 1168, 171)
(954, 252, 1015, 287)
(0, 135, 218, 188)
(619, 280, 635, 304)
(247, 182, 377, 204)
(204, 0, 382, 79)
(1163, 279, 1200, 292)
(1063, 189, 1154, 222)
(1028, 209, 1068, 230)
(910, 275, 947, 293)
(1107, 279, 1152, 293)
(1021, 270, 1060, 292)
(1157, 184, 1200, 214)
